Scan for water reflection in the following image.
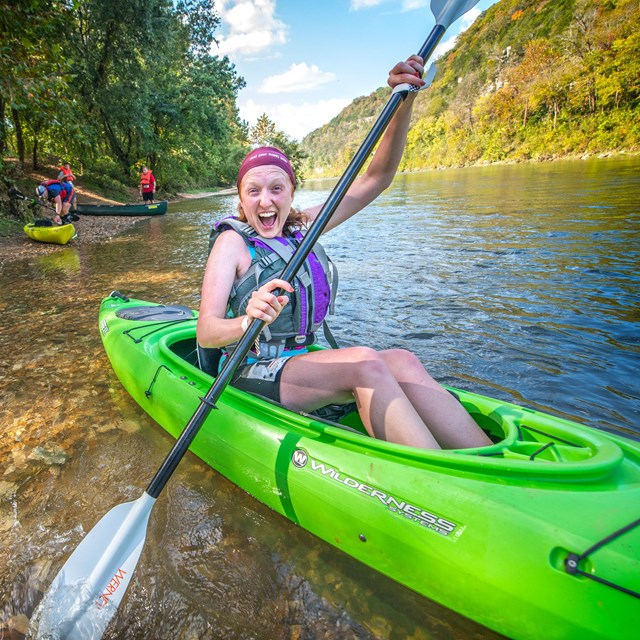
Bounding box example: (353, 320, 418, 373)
(1, 156, 639, 638)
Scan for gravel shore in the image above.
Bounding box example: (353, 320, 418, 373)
(0, 213, 150, 266)
(0, 183, 235, 266)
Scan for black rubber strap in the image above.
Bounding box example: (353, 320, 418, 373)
(565, 518, 640, 599)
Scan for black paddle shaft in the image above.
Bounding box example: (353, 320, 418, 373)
(10, 187, 57, 212)
(146, 23, 448, 499)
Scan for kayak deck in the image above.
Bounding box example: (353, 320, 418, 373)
(99, 294, 640, 640)
(24, 222, 76, 245)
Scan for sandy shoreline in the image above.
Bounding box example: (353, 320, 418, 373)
(0, 215, 150, 265)
(0, 187, 237, 266)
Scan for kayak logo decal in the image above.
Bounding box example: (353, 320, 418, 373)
(292, 449, 308, 468)
(100, 318, 109, 336)
(96, 567, 127, 609)
(291, 449, 461, 538)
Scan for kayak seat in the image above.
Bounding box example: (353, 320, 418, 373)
(197, 344, 222, 376)
(193, 342, 362, 431)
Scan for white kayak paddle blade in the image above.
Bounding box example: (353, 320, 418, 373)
(432, 0, 481, 28)
(33, 492, 156, 639)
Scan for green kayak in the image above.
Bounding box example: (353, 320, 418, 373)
(76, 200, 168, 216)
(99, 292, 640, 640)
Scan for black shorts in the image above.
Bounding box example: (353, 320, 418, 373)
(142, 191, 154, 202)
(231, 356, 292, 403)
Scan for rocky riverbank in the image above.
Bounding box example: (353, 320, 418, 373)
(0, 214, 149, 266)
(0, 185, 235, 267)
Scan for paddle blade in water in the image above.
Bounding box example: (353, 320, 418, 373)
(32, 492, 156, 639)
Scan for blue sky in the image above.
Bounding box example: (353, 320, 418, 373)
(213, 0, 499, 141)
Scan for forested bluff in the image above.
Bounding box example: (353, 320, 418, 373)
(301, 0, 640, 178)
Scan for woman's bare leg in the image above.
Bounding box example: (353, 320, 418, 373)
(280, 347, 439, 449)
(280, 347, 491, 450)
(379, 349, 492, 449)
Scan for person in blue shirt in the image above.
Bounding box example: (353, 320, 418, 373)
(36, 180, 76, 224)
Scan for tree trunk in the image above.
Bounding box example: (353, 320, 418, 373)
(0, 97, 6, 154)
(32, 136, 39, 169)
(100, 107, 130, 174)
(523, 96, 529, 128)
(11, 108, 25, 165)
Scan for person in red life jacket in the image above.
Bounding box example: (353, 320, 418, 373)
(36, 180, 75, 225)
(57, 163, 78, 213)
(57, 162, 75, 183)
(139, 166, 156, 203)
(196, 56, 493, 452)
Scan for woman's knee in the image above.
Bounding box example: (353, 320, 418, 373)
(382, 348, 422, 368)
(343, 347, 393, 386)
(381, 348, 432, 381)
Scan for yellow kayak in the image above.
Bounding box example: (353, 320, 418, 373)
(24, 222, 76, 245)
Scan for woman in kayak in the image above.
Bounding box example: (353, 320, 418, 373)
(197, 55, 492, 450)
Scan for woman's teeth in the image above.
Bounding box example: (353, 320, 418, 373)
(259, 212, 277, 228)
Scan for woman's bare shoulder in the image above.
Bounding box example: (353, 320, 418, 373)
(213, 227, 249, 250)
(208, 227, 251, 273)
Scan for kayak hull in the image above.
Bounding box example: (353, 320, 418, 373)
(24, 223, 75, 245)
(98, 293, 640, 640)
(76, 200, 168, 216)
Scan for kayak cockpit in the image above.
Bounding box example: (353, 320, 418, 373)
(107, 297, 633, 479)
(165, 333, 630, 476)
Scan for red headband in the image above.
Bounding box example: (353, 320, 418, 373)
(236, 146, 296, 191)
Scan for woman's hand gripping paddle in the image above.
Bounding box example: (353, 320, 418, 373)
(32, 1, 481, 637)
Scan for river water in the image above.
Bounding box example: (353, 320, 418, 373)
(1, 156, 638, 639)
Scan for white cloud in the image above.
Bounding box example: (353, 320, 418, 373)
(350, 0, 385, 9)
(401, 0, 428, 10)
(215, 0, 287, 58)
(460, 8, 481, 29)
(240, 97, 352, 141)
(259, 63, 336, 94)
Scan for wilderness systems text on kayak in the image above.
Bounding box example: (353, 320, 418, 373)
(291, 449, 461, 537)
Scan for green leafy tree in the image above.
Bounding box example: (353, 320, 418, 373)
(249, 114, 306, 183)
(0, 0, 73, 163)
(250, 114, 278, 146)
(57, 0, 245, 189)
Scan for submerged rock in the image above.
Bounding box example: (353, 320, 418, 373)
(27, 445, 67, 466)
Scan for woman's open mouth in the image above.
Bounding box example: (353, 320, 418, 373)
(258, 211, 278, 229)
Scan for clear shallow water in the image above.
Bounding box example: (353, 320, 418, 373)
(1, 156, 638, 639)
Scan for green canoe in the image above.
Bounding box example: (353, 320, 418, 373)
(76, 200, 168, 216)
(99, 292, 640, 640)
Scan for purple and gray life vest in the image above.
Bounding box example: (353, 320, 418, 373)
(208, 218, 339, 357)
